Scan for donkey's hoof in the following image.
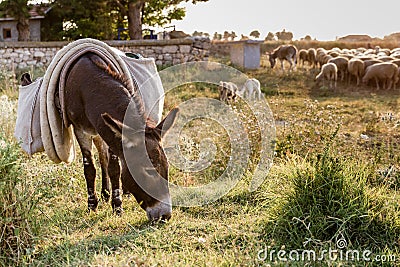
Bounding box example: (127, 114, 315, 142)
(87, 204, 98, 213)
(113, 206, 123, 216)
(101, 189, 111, 202)
(87, 195, 98, 212)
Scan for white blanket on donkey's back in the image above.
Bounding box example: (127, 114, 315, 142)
(14, 38, 165, 163)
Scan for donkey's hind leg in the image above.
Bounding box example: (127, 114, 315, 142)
(93, 136, 111, 202)
(108, 148, 122, 215)
(74, 128, 98, 212)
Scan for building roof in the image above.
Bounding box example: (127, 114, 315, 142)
(0, 4, 51, 22)
(338, 34, 373, 42)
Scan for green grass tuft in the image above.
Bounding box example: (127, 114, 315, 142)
(261, 140, 400, 261)
(0, 134, 40, 266)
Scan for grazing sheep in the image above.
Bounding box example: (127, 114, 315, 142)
(363, 59, 383, 71)
(307, 48, 317, 68)
(362, 62, 399, 90)
(298, 49, 308, 67)
(391, 48, 400, 54)
(238, 78, 262, 100)
(377, 56, 395, 62)
(391, 52, 400, 59)
(219, 81, 238, 102)
(315, 63, 338, 90)
(358, 56, 374, 61)
(378, 48, 391, 56)
(328, 50, 340, 58)
(328, 56, 349, 82)
(347, 58, 364, 86)
(317, 53, 333, 69)
(316, 48, 328, 68)
(391, 59, 400, 67)
(267, 44, 298, 72)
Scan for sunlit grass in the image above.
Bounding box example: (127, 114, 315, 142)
(0, 62, 399, 266)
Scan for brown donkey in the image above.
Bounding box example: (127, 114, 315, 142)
(64, 53, 178, 221)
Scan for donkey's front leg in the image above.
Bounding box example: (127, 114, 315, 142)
(108, 148, 122, 215)
(74, 129, 98, 212)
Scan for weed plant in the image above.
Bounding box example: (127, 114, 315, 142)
(0, 134, 40, 266)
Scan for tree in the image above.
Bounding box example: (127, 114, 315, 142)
(213, 32, 222, 40)
(0, 0, 31, 41)
(223, 31, 230, 40)
(230, 31, 237, 41)
(276, 29, 293, 41)
(265, 32, 275, 41)
(50, 0, 116, 40)
(112, 0, 209, 40)
(192, 30, 202, 37)
(240, 34, 249, 40)
(249, 30, 260, 39)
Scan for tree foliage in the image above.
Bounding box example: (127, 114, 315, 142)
(222, 31, 236, 41)
(50, 0, 117, 40)
(213, 32, 222, 40)
(0, 0, 210, 41)
(0, 0, 31, 41)
(265, 32, 275, 41)
(111, 0, 209, 40)
(275, 29, 293, 41)
(249, 30, 260, 39)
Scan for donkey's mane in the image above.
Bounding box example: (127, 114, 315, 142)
(90, 56, 148, 123)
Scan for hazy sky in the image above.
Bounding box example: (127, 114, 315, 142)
(172, 0, 400, 41)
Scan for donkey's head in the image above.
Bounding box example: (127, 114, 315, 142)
(102, 108, 179, 221)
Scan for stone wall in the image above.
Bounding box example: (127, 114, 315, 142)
(209, 40, 232, 57)
(0, 37, 210, 70)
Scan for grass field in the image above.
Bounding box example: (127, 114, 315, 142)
(0, 55, 399, 266)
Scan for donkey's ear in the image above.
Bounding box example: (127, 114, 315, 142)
(156, 107, 179, 138)
(102, 113, 123, 138)
(102, 113, 145, 148)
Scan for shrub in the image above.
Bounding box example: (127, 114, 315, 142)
(0, 66, 18, 96)
(264, 141, 400, 253)
(0, 134, 39, 266)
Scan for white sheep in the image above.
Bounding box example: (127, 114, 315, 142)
(316, 53, 333, 69)
(307, 48, 317, 68)
(238, 78, 262, 100)
(363, 59, 383, 71)
(362, 62, 399, 90)
(298, 49, 308, 67)
(315, 63, 338, 89)
(219, 81, 238, 102)
(328, 56, 349, 82)
(347, 58, 364, 86)
(377, 56, 395, 62)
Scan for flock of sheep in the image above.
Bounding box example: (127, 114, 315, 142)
(218, 44, 400, 103)
(297, 45, 400, 90)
